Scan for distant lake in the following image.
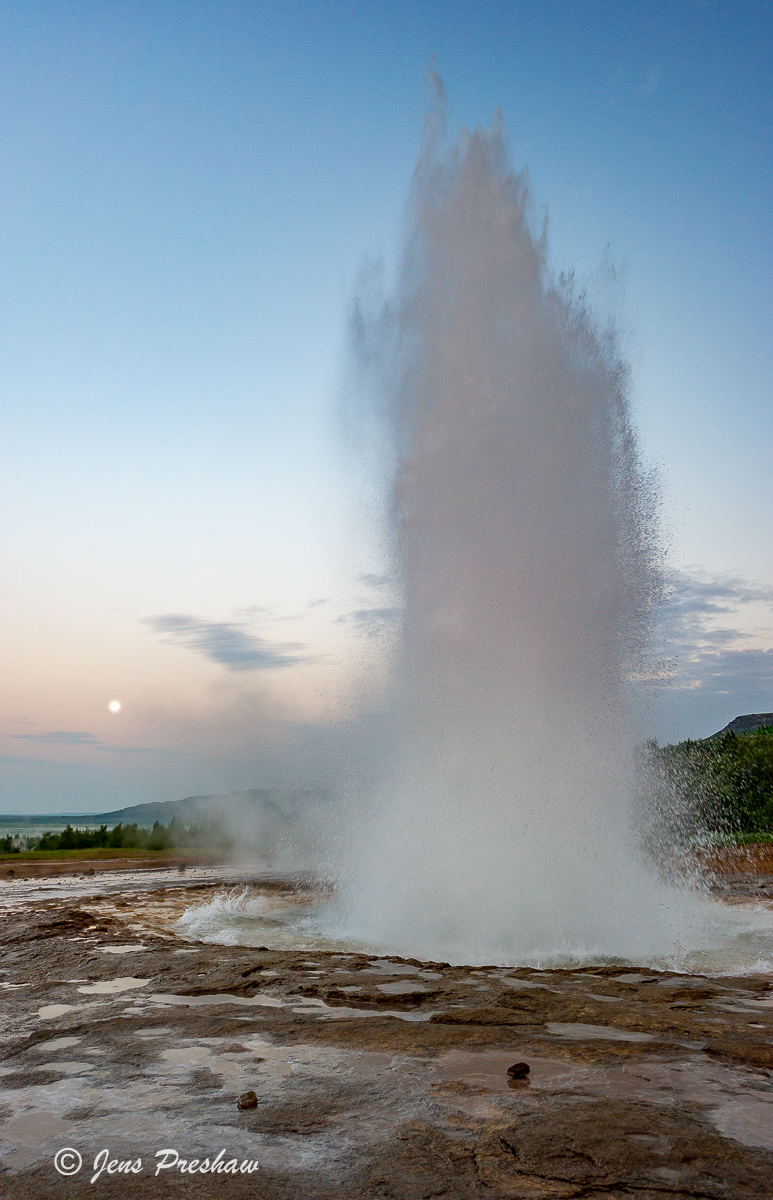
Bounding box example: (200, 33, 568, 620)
(0, 814, 114, 838)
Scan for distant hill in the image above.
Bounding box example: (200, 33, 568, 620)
(709, 712, 773, 739)
(0, 788, 330, 831)
(0, 788, 334, 868)
(96, 788, 334, 868)
(94, 789, 296, 826)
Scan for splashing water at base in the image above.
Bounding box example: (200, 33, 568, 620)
(323, 78, 761, 969)
(176, 886, 365, 954)
(171, 884, 773, 977)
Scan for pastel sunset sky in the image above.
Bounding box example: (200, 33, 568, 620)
(1, 1, 771, 812)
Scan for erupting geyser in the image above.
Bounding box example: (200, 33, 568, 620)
(337, 79, 700, 965)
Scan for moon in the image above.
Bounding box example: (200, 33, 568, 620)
(108, 700, 121, 713)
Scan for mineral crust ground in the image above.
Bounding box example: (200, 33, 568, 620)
(0, 863, 772, 1199)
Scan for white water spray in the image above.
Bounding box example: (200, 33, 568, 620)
(336, 82, 704, 965)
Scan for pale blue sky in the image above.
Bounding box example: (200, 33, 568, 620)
(1, 1, 771, 811)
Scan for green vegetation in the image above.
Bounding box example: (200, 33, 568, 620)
(0, 815, 233, 858)
(647, 725, 773, 843)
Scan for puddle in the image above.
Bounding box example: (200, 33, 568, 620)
(77, 977, 150, 995)
(546, 1022, 655, 1042)
(499, 977, 555, 991)
(287, 997, 437, 1022)
(158, 1044, 249, 1090)
(353, 962, 442, 982)
(30, 1061, 94, 1076)
(434, 1049, 577, 1093)
(137, 990, 437, 1023)
(656, 976, 708, 988)
(360, 961, 422, 976)
(147, 992, 284, 1009)
(429, 1048, 773, 1127)
(376, 982, 430, 995)
(37, 1004, 76, 1019)
(711, 1096, 773, 1150)
(0, 1112, 72, 1147)
(34, 1037, 83, 1052)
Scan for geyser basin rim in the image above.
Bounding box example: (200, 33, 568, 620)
(164, 882, 773, 976)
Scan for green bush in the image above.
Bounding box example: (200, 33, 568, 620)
(647, 725, 773, 841)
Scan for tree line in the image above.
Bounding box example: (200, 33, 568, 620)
(0, 815, 233, 855)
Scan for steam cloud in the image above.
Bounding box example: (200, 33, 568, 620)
(333, 75, 704, 965)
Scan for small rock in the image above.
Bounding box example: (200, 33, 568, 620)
(238, 1090, 258, 1109)
(506, 1061, 530, 1078)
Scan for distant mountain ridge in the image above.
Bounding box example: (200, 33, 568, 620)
(0, 788, 329, 829)
(96, 789, 297, 826)
(96, 787, 332, 829)
(709, 712, 773, 739)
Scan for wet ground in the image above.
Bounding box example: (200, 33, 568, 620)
(1, 866, 772, 1198)
(1, 852, 226, 881)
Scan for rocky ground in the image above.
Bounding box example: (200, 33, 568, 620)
(0, 870, 772, 1199)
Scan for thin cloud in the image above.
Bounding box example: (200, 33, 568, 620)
(99, 744, 191, 757)
(670, 647, 773, 696)
(337, 606, 400, 636)
(357, 573, 393, 589)
(4, 731, 178, 756)
(143, 614, 310, 671)
(232, 604, 272, 619)
(11, 731, 100, 746)
(657, 569, 773, 697)
(666, 571, 773, 618)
